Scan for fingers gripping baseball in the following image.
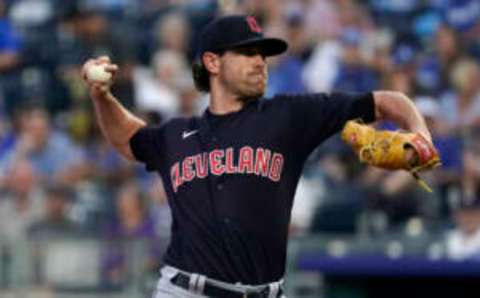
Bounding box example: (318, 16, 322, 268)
(81, 56, 119, 97)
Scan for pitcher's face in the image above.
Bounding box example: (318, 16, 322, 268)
(218, 46, 268, 99)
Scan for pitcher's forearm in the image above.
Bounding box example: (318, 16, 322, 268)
(82, 56, 146, 160)
(373, 91, 431, 141)
(93, 92, 146, 159)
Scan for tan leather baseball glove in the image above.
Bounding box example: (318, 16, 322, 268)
(341, 120, 441, 192)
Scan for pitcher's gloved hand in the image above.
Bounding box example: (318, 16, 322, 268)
(341, 120, 441, 192)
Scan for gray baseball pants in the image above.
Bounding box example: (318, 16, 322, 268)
(152, 265, 287, 298)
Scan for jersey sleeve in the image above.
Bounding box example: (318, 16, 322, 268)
(283, 92, 375, 155)
(129, 126, 166, 172)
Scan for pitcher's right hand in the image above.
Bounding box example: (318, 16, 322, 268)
(81, 56, 118, 98)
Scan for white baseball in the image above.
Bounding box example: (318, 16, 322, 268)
(86, 64, 112, 83)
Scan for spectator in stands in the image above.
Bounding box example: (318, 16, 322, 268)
(446, 195, 480, 261)
(416, 96, 463, 218)
(28, 184, 79, 238)
(153, 11, 191, 56)
(440, 56, 480, 131)
(176, 76, 203, 118)
(0, 104, 17, 166)
(429, 24, 462, 94)
(58, 5, 136, 107)
(441, 0, 480, 34)
(0, 0, 21, 72)
(309, 151, 366, 234)
(266, 11, 307, 97)
(0, 159, 45, 245)
(108, 183, 158, 239)
(369, 0, 420, 33)
(412, 24, 461, 97)
(102, 182, 161, 286)
(146, 176, 172, 246)
(134, 48, 192, 118)
(134, 11, 197, 118)
(301, 1, 342, 93)
(302, 0, 374, 93)
(0, 0, 23, 115)
(463, 125, 480, 205)
(0, 106, 87, 185)
(333, 27, 379, 93)
(304, 0, 341, 41)
(386, 47, 417, 95)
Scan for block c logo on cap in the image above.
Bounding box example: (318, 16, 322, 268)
(246, 16, 262, 33)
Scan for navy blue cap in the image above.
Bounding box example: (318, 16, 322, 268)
(197, 15, 288, 58)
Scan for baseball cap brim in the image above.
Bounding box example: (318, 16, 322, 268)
(220, 37, 288, 57)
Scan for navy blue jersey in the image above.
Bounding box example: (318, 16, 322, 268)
(130, 92, 375, 284)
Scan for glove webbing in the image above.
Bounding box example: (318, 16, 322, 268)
(410, 158, 442, 193)
(357, 132, 437, 193)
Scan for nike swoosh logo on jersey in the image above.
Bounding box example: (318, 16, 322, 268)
(182, 130, 199, 139)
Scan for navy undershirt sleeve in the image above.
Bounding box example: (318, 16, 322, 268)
(129, 126, 166, 172)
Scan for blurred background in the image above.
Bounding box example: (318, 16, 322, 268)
(1, 0, 480, 297)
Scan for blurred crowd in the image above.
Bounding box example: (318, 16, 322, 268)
(1, 0, 480, 288)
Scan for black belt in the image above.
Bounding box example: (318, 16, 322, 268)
(169, 272, 283, 298)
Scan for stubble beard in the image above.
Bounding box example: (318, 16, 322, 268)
(238, 86, 264, 102)
(219, 66, 268, 103)
(236, 73, 268, 103)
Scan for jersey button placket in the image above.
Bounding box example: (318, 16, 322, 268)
(216, 175, 225, 191)
(210, 134, 222, 191)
